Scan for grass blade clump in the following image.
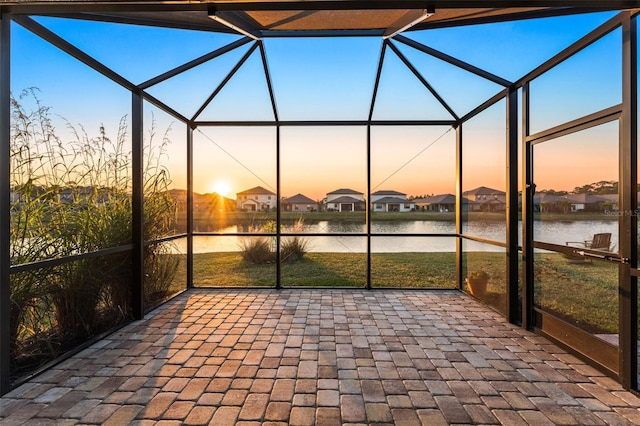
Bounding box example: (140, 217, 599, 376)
(9, 88, 180, 379)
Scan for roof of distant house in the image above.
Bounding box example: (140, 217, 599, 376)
(533, 193, 572, 203)
(413, 194, 456, 204)
(462, 186, 506, 196)
(237, 186, 275, 196)
(373, 196, 413, 204)
(564, 193, 610, 204)
(599, 194, 618, 202)
(327, 188, 363, 195)
(328, 196, 365, 204)
(372, 190, 406, 196)
(282, 194, 316, 204)
(477, 198, 504, 205)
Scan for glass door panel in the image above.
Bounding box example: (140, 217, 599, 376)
(531, 121, 620, 375)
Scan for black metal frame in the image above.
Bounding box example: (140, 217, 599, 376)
(620, 11, 638, 390)
(0, 11, 11, 397)
(520, 11, 639, 387)
(0, 4, 638, 395)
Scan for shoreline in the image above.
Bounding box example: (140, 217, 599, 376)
(179, 211, 617, 226)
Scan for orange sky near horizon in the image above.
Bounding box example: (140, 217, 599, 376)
(152, 88, 620, 200)
(159, 119, 620, 200)
(187, 125, 463, 200)
(533, 121, 619, 193)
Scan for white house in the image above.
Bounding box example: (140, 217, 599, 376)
(371, 190, 414, 212)
(236, 186, 276, 211)
(325, 188, 365, 212)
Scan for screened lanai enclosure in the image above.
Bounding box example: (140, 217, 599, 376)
(0, 0, 638, 396)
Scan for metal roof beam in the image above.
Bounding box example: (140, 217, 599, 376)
(12, 15, 136, 92)
(515, 10, 631, 86)
(258, 41, 279, 122)
(387, 40, 459, 120)
(210, 1, 639, 12)
(191, 41, 259, 121)
(393, 34, 512, 87)
(208, 5, 262, 39)
(368, 41, 387, 121)
(139, 37, 253, 90)
(213, 2, 436, 12)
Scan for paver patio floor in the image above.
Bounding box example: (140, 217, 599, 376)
(1, 289, 640, 425)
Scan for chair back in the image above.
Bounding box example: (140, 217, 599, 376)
(591, 233, 611, 250)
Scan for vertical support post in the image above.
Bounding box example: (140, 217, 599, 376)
(367, 42, 385, 290)
(366, 124, 372, 289)
(131, 91, 144, 319)
(186, 125, 193, 289)
(506, 88, 519, 323)
(522, 83, 535, 330)
(455, 124, 463, 289)
(276, 125, 281, 289)
(620, 12, 637, 390)
(0, 12, 11, 396)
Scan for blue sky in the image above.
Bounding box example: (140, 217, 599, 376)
(10, 10, 622, 197)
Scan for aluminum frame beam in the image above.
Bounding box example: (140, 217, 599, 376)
(387, 40, 460, 120)
(0, 11, 11, 397)
(12, 15, 137, 92)
(505, 88, 519, 323)
(619, 11, 638, 390)
(139, 37, 253, 90)
(131, 91, 144, 320)
(393, 35, 512, 87)
(191, 42, 259, 121)
(209, 1, 636, 11)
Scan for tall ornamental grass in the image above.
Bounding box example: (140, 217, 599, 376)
(9, 88, 179, 378)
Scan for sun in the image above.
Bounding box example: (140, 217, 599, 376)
(211, 180, 233, 197)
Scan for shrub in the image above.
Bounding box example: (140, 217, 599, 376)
(282, 218, 308, 262)
(241, 238, 274, 264)
(281, 236, 308, 262)
(240, 219, 309, 264)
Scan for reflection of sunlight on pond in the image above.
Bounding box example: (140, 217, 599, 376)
(181, 219, 618, 253)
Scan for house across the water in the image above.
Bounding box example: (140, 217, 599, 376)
(371, 190, 414, 212)
(236, 186, 276, 211)
(325, 188, 366, 212)
(413, 194, 456, 212)
(282, 193, 317, 212)
(462, 186, 506, 212)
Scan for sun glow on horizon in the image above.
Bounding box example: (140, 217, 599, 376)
(211, 180, 233, 198)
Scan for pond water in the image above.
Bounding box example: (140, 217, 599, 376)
(176, 219, 618, 254)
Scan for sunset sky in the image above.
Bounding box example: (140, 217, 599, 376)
(10, 11, 621, 200)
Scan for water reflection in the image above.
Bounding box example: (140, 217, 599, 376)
(185, 219, 617, 253)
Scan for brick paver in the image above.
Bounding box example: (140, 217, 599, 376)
(1, 289, 640, 425)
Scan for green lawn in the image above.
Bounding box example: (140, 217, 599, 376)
(534, 253, 619, 334)
(192, 252, 457, 287)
